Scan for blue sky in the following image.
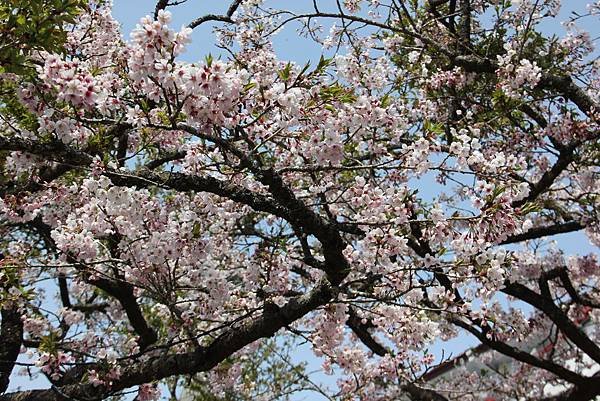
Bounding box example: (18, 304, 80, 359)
(112, 0, 329, 64)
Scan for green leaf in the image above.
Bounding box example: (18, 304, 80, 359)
(204, 53, 213, 67)
(243, 82, 257, 92)
(314, 55, 333, 74)
(192, 222, 202, 238)
(277, 62, 292, 81)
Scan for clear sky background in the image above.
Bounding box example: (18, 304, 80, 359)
(7, 1, 599, 400)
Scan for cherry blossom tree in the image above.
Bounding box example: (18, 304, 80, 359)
(1, 0, 599, 400)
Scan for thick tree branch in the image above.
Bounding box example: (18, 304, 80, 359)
(538, 380, 600, 401)
(27, 219, 157, 362)
(0, 301, 23, 394)
(502, 283, 600, 365)
(57, 274, 71, 309)
(0, 134, 350, 286)
(188, 0, 244, 29)
(346, 307, 387, 357)
(403, 384, 450, 401)
(0, 281, 334, 401)
(500, 220, 584, 245)
(154, 0, 169, 19)
(451, 317, 588, 385)
(88, 278, 157, 351)
(109, 167, 350, 285)
(512, 145, 576, 209)
(0, 136, 93, 166)
(346, 308, 449, 401)
(453, 55, 598, 116)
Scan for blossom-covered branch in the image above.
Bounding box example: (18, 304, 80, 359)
(1, 1, 599, 400)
